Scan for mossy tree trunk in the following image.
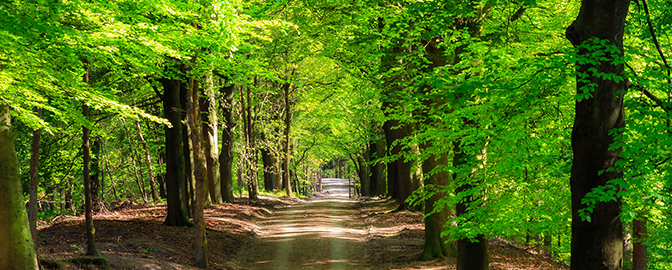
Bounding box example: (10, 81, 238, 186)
(201, 75, 221, 204)
(0, 103, 39, 270)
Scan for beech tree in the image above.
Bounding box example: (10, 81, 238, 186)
(565, 0, 630, 268)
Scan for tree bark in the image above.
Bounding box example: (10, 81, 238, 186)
(201, 75, 221, 204)
(632, 215, 647, 270)
(0, 103, 39, 270)
(135, 121, 160, 202)
(28, 107, 42, 249)
(219, 80, 236, 203)
(282, 82, 293, 197)
(182, 85, 196, 216)
(565, 0, 629, 268)
(187, 77, 208, 268)
(82, 104, 97, 256)
(160, 78, 191, 226)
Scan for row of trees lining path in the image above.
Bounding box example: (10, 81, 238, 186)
(1, 0, 671, 269)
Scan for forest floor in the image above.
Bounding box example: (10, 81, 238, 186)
(36, 178, 568, 270)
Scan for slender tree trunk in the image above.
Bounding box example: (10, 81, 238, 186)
(219, 80, 236, 203)
(282, 82, 293, 197)
(201, 75, 221, 204)
(28, 108, 42, 249)
(187, 77, 208, 269)
(241, 86, 259, 199)
(135, 122, 159, 202)
(0, 103, 39, 270)
(160, 78, 191, 226)
(82, 104, 97, 256)
(182, 84, 197, 216)
(91, 139, 101, 209)
(632, 215, 647, 270)
(565, 0, 629, 268)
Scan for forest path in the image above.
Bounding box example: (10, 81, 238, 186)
(235, 178, 369, 270)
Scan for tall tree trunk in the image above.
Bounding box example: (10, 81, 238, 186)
(182, 85, 196, 216)
(218, 80, 236, 203)
(82, 104, 97, 256)
(420, 39, 455, 259)
(282, 82, 293, 197)
(28, 107, 42, 249)
(241, 86, 259, 200)
(0, 103, 39, 270)
(374, 137, 386, 196)
(135, 121, 159, 202)
(187, 77, 208, 268)
(565, 0, 629, 268)
(632, 215, 647, 270)
(201, 75, 221, 204)
(160, 78, 191, 226)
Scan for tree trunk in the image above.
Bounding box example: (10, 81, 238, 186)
(182, 85, 196, 216)
(241, 86, 259, 200)
(632, 215, 647, 270)
(219, 80, 236, 203)
(357, 155, 370, 197)
(421, 151, 457, 259)
(28, 107, 42, 249)
(565, 0, 629, 268)
(135, 121, 159, 202)
(389, 121, 414, 210)
(201, 75, 221, 204)
(91, 138, 101, 210)
(160, 78, 191, 227)
(157, 149, 167, 199)
(382, 119, 399, 200)
(282, 82, 293, 197)
(82, 104, 97, 256)
(454, 143, 488, 270)
(261, 147, 277, 191)
(0, 103, 39, 270)
(187, 77, 208, 269)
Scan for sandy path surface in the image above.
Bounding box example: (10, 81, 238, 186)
(236, 178, 369, 270)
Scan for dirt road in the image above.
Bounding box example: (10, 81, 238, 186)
(236, 178, 369, 270)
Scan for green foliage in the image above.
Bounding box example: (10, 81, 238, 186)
(5, 0, 672, 267)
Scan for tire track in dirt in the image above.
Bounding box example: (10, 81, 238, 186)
(235, 178, 368, 270)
